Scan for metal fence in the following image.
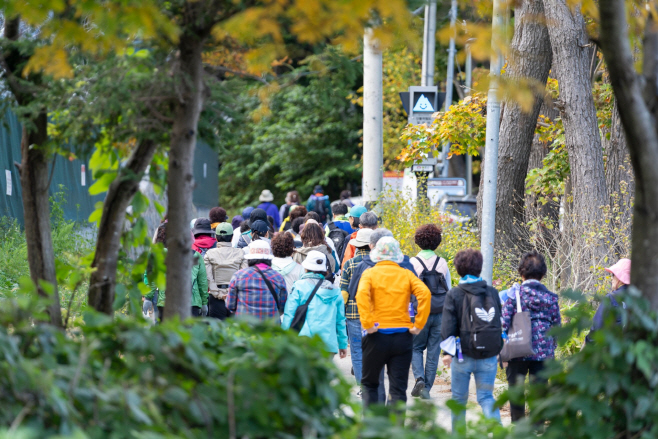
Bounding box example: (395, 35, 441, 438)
(0, 109, 219, 227)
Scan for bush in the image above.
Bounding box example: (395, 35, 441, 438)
(510, 288, 658, 439)
(0, 299, 353, 438)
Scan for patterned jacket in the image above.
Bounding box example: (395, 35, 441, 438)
(502, 280, 561, 361)
(227, 265, 287, 321)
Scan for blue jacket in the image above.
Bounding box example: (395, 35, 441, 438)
(257, 202, 281, 229)
(282, 273, 348, 353)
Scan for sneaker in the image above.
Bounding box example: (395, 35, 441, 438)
(420, 388, 431, 400)
(356, 389, 362, 398)
(411, 378, 425, 397)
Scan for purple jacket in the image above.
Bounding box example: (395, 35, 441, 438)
(502, 280, 561, 361)
(257, 202, 281, 229)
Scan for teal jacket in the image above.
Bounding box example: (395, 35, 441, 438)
(281, 273, 347, 353)
(145, 252, 208, 308)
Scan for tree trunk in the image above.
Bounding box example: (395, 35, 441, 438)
(2, 19, 62, 327)
(20, 114, 63, 327)
(604, 100, 634, 209)
(479, 0, 552, 250)
(164, 31, 208, 321)
(543, 0, 608, 224)
(88, 139, 157, 315)
(598, 1, 658, 310)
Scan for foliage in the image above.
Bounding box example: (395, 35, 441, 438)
(219, 50, 363, 207)
(0, 300, 353, 438)
(399, 92, 487, 164)
(376, 188, 480, 285)
(510, 288, 658, 438)
(350, 47, 423, 170)
(0, 0, 177, 80)
(0, 191, 93, 323)
(525, 115, 569, 204)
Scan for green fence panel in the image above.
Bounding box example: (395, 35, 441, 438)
(0, 109, 219, 226)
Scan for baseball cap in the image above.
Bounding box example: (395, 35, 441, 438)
(215, 222, 233, 236)
(347, 205, 367, 218)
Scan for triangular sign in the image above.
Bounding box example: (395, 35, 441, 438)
(413, 94, 434, 112)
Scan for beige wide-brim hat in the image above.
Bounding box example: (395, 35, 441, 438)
(245, 240, 274, 260)
(349, 228, 374, 247)
(259, 189, 274, 202)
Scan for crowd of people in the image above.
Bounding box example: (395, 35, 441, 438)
(142, 186, 632, 429)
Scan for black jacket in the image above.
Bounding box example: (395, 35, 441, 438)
(440, 280, 502, 358)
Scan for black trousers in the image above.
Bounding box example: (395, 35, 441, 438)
(361, 331, 413, 408)
(208, 296, 231, 320)
(157, 306, 164, 323)
(506, 360, 547, 422)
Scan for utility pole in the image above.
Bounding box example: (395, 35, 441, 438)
(362, 28, 383, 206)
(421, 0, 437, 87)
(480, 0, 505, 283)
(465, 42, 473, 196)
(440, 0, 457, 177)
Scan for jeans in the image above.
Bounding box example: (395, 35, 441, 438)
(346, 319, 386, 401)
(191, 306, 202, 317)
(450, 354, 501, 430)
(506, 360, 547, 422)
(362, 331, 413, 408)
(411, 312, 443, 390)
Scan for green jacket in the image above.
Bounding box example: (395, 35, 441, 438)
(145, 252, 208, 308)
(191, 252, 209, 307)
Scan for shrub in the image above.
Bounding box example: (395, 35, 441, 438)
(0, 299, 353, 438)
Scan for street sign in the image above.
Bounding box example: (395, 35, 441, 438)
(406, 86, 446, 126)
(428, 178, 465, 188)
(412, 164, 434, 173)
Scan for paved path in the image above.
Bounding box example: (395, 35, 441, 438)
(334, 351, 511, 431)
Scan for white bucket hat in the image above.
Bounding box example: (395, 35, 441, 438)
(259, 189, 274, 202)
(302, 250, 327, 272)
(245, 240, 274, 260)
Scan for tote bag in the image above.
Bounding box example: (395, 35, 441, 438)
(500, 288, 535, 361)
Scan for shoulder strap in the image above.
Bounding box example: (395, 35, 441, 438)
(430, 257, 440, 271)
(514, 287, 523, 313)
(254, 267, 281, 312)
(304, 279, 324, 307)
(415, 257, 428, 271)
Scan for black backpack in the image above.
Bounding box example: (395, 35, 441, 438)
(459, 286, 503, 359)
(290, 279, 323, 331)
(327, 223, 348, 259)
(311, 195, 328, 223)
(414, 257, 449, 314)
(324, 256, 336, 284)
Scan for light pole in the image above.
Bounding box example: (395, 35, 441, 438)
(480, 0, 505, 283)
(362, 28, 383, 206)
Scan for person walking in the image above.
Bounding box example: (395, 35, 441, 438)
(232, 207, 253, 246)
(340, 228, 382, 398)
(325, 203, 353, 261)
(209, 207, 228, 230)
(227, 240, 287, 322)
(237, 208, 268, 249)
(441, 249, 503, 430)
(409, 224, 452, 400)
(257, 189, 281, 229)
(501, 250, 561, 422)
(192, 218, 217, 257)
(280, 205, 307, 232)
(190, 247, 209, 317)
(339, 189, 354, 208)
(279, 190, 301, 224)
(144, 223, 167, 322)
(204, 223, 247, 320)
(306, 185, 332, 225)
(271, 232, 305, 293)
(282, 251, 348, 356)
(292, 222, 336, 274)
(289, 217, 305, 247)
(342, 211, 378, 268)
(357, 237, 432, 408)
(585, 258, 630, 344)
